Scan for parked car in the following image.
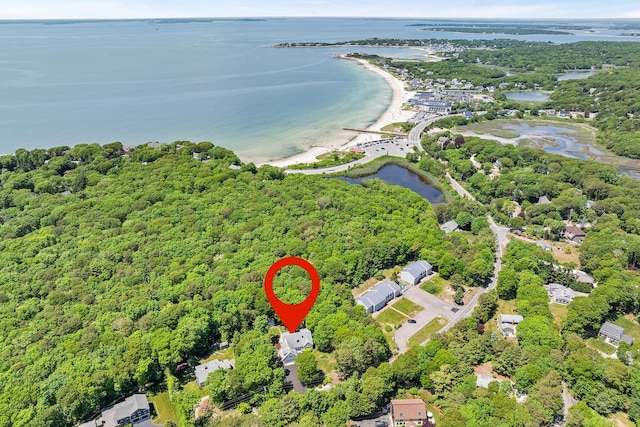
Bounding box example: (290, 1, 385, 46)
(375, 421, 388, 427)
(408, 319, 417, 324)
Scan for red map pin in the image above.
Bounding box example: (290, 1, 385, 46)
(264, 257, 321, 333)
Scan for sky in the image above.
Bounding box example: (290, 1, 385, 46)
(1, 0, 640, 20)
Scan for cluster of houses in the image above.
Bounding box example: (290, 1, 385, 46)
(355, 261, 433, 313)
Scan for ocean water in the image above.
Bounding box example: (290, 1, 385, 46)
(1, 18, 639, 162)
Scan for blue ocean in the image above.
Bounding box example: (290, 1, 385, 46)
(1, 18, 639, 162)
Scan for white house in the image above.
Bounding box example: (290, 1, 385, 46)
(400, 260, 433, 285)
(195, 359, 234, 387)
(278, 328, 314, 365)
(498, 314, 524, 338)
(546, 283, 575, 305)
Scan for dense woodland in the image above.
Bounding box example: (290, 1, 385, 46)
(0, 142, 491, 427)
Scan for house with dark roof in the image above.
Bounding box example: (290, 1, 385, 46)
(400, 261, 433, 285)
(391, 398, 434, 427)
(278, 329, 313, 365)
(195, 359, 234, 387)
(599, 322, 634, 347)
(77, 394, 150, 427)
(355, 280, 402, 313)
(565, 226, 586, 243)
(497, 314, 524, 338)
(546, 283, 575, 305)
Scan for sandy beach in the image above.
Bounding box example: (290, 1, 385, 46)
(265, 55, 414, 168)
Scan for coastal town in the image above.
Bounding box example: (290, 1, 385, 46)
(3, 14, 640, 427)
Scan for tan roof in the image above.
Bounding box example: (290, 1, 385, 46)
(566, 226, 586, 236)
(391, 398, 427, 421)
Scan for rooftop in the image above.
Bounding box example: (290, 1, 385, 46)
(391, 398, 428, 421)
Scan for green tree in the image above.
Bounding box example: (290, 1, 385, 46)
(294, 349, 320, 383)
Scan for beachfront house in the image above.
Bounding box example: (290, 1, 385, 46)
(78, 394, 150, 427)
(498, 314, 524, 338)
(400, 261, 433, 285)
(195, 359, 234, 387)
(278, 329, 314, 365)
(599, 322, 634, 347)
(355, 280, 402, 313)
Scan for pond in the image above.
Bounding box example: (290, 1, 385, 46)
(557, 70, 595, 81)
(340, 164, 445, 204)
(504, 91, 550, 102)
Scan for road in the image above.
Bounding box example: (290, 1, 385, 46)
(394, 287, 459, 354)
(417, 173, 509, 341)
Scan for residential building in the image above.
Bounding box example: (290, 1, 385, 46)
(572, 269, 597, 287)
(565, 226, 587, 243)
(78, 394, 151, 427)
(391, 398, 434, 427)
(546, 283, 576, 305)
(599, 322, 634, 347)
(440, 220, 459, 233)
(195, 359, 234, 387)
(278, 328, 314, 365)
(400, 261, 433, 285)
(498, 314, 524, 338)
(537, 196, 551, 205)
(536, 240, 552, 251)
(355, 280, 402, 313)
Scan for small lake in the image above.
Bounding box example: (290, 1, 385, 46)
(504, 91, 550, 102)
(557, 70, 596, 81)
(340, 164, 445, 204)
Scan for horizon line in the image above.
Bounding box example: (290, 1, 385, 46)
(1, 16, 639, 21)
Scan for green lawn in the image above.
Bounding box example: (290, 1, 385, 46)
(376, 308, 408, 327)
(587, 338, 617, 355)
(407, 317, 448, 348)
(610, 412, 635, 427)
(201, 347, 234, 363)
(420, 275, 449, 297)
(148, 392, 178, 425)
(613, 315, 640, 343)
(549, 303, 569, 328)
(497, 299, 518, 315)
(393, 298, 423, 317)
(312, 349, 337, 376)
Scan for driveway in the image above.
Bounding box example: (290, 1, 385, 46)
(285, 364, 307, 394)
(394, 287, 459, 354)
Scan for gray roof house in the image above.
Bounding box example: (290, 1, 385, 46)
(355, 280, 402, 313)
(546, 283, 575, 305)
(400, 261, 433, 286)
(195, 359, 234, 387)
(599, 322, 634, 346)
(498, 314, 524, 338)
(537, 196, 551, 205)
(78, 394, 151, 427)
(536, 240, 552, 251)
(278, 328, 314, 366)
(441, 220, 459, 233)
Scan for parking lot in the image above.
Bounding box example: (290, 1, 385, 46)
(351, 413, 391, 427)
(394, 286, 459, 353)
(355, 137, 415, 158)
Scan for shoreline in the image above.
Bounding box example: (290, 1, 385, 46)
(261, 54, 415, 168)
